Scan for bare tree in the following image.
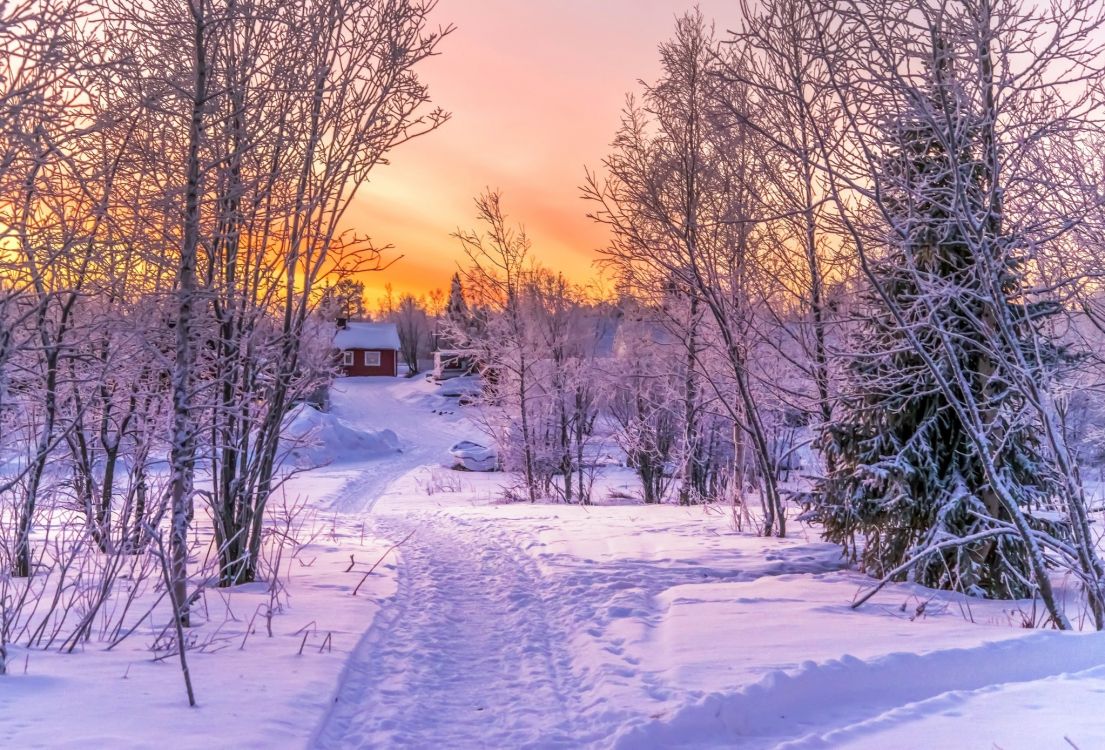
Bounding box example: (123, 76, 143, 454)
(200, 0, 451, 585)
(584, 11, 786, 533)
(607, 304, 680, 504)
(394, 294, 431, 374)
(0, 0, 129, 577)
(722, 0, 851, 468)
(455, 191, 541, 502)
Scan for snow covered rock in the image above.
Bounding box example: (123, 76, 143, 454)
(448, 440, 497, 471)
(281, 404, 400, 466)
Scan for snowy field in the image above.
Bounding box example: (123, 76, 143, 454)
(4, 377, 1105, 749)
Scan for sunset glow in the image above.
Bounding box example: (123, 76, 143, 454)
(351, 0, 739, 303)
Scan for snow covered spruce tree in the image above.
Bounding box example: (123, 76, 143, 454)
(441, 272, 471, 348)
(819, 44, 1053, 598)
(813, 0, 1105, 627)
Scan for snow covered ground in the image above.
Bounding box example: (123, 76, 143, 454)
(0, 462, 402, 749)
(5, 376, 1105, 748)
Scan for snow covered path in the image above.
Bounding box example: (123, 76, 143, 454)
(322, 378, 479, 513)
(313, 514, 582, 749)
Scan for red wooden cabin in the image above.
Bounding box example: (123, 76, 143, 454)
(334, 320, 401, 377)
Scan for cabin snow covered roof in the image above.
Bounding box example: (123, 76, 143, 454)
(333, 321, 401, 351)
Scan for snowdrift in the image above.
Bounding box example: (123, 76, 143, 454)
(612, 631, 1105, 749)
(448, 440, 497, 471)
(282, 404, 400, 467)
(437, 374, 482, 399)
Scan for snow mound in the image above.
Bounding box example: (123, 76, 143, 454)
(612, 631, 1105, 749)
(448, 440, 497, 471)
(437, 375, 482, 398)
(282, 404, 400, 467)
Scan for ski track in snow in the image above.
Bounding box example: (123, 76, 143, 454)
(313, 514, 583, 749)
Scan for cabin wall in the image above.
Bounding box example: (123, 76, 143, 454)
(339, 348, 398, 377)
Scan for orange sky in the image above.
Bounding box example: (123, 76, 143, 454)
(350, 0, 740, 305)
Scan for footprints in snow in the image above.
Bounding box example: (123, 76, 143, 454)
(314, 514, 850, 749)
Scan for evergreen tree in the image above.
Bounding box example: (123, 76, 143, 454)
(446, 272, 468, 318)
(319, 279, 367, 321)
(816, 43, 1066, 598)
(442, 272, 471, 347)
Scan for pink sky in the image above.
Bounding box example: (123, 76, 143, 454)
(350, 0, 740, 303)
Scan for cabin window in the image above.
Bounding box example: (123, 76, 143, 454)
(364, 351, 381, 367)
(342, 350, 354, 366)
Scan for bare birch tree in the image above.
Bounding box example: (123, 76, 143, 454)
(584, 11, 787, 533)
